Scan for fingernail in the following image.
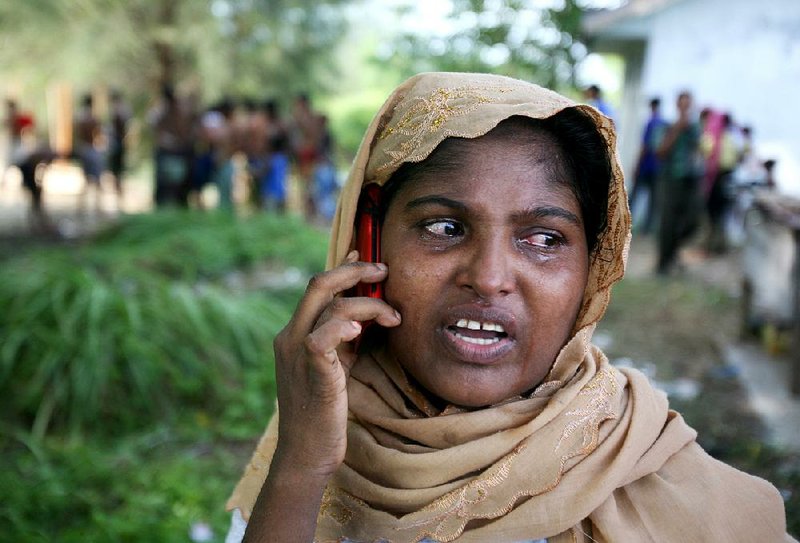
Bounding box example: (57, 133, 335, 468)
(393, 310, 402, 322)
(374, 262, 388, 272)
(351, 320, 362, 332)
(346, 250, 359, 262)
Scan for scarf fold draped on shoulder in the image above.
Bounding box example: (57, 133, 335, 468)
(227, 72, 789, 542)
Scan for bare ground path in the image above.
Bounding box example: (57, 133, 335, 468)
(621, 234, 800, 452)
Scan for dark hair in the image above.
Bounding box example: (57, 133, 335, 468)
(649, 97, 661, 109)
(262, 99, 279, 118)
(722, 113, 733, 128)
(381, 111, 611, 253)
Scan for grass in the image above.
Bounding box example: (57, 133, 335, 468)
(0, 210, 326, 437)
(1, 422, 246, 543)
(0, 210, 327, 541)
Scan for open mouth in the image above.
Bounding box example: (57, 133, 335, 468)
(447, 318, 510, 346)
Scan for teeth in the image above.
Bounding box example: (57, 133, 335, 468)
(455, 319, 505, 333)
(454, 333, 501, 345)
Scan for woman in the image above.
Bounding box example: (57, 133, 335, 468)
(226, 73, 789, 542)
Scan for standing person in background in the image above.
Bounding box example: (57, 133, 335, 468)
(246, 98, 270, 208)
(704, 113, 739, 253)
(291, 93, 321, 219)
(312, 114, 338, 223)
(655, 90, 702, 275)
(17, 133, 58, 234)
(259, 100, 290, 213)
(739, 125, 754, 164)
(211, 99, 236, 211)
(107, 90, 131, 210)
(629, 97, 666, 235)
(584, 84, 614, 120)
(74, 93, 105, 214)
(698, 107, 720, 201)
(190, 105, 225, 209)
(150, 84, 194, 207)
(4, 100, 31, 176)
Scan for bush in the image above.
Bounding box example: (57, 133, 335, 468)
(0, 425, 245, 543)
(0, 210, 327, 437)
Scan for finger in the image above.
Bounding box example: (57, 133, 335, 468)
(304, 318, 362, 371)
(290, 261, 388, 336)
(314, 296, 401, 330)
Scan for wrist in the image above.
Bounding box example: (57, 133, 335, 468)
(271, 443, 342, 483)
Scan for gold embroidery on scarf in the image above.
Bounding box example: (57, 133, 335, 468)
(375, 85, 511, 175)
(555, 369, 619, 457)
(319, 486, 368, 526)
(400, 444, 526, 537)
(388, 371, 620, 541)
(531, 379, 563, 397)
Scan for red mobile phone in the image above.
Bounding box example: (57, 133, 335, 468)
(354, 184, 383, 299)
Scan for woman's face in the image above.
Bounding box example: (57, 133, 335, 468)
(380, 128, 590, 407)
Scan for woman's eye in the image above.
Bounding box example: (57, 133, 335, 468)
(520, 232, 561, 248)
(423, 220, 464, 237)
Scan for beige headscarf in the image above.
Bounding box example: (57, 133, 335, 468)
(228, 73, 789, 542)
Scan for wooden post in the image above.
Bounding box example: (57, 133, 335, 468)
(46, 82, 72, 156)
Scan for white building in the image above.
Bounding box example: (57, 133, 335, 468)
(583, 0, 800, 196)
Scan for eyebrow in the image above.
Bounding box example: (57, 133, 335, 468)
(514, 205, 582, 226)
(405, 196, 582, 227)
(404, 195, 468, 212)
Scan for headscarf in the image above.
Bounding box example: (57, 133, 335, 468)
(227, 73, 789, 542)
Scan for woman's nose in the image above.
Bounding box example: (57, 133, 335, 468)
(457, 234, 515, 298)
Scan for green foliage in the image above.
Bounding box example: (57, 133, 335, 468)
(384, 0, 587, 88)
(0, 1, 354, 108)
(1, 425, 248, 543)
(0, 211, 326, 541)
(0, 211, 327, 437)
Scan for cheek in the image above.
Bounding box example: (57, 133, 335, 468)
(557, 265, 590, 323)
(528, 263, 588, 329)
(384, 257, 446, 312)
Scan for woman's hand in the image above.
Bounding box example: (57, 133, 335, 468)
(271, 250, 401, 478)
(245, 251, 400, 542)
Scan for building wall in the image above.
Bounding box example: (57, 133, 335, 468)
(639, 0, 800, 195)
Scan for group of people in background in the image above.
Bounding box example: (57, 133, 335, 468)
(3, 85, 339, 231)
(149, 85, 337, 223)
(3, 92, 130, 230)
(73, 91, 131, 211)
(4, 82, 777, 248)
(623, 90, 775, 275)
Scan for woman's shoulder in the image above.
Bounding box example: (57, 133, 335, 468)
(597, 441, 788, 541)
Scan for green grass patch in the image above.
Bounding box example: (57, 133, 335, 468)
(0, 210, 327, 437)
(1, 210, 328, 540)
(0, 422, 252, 543)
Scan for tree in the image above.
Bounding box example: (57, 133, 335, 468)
(383, 0, 587, 90)
(0, 0, 353, 107)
